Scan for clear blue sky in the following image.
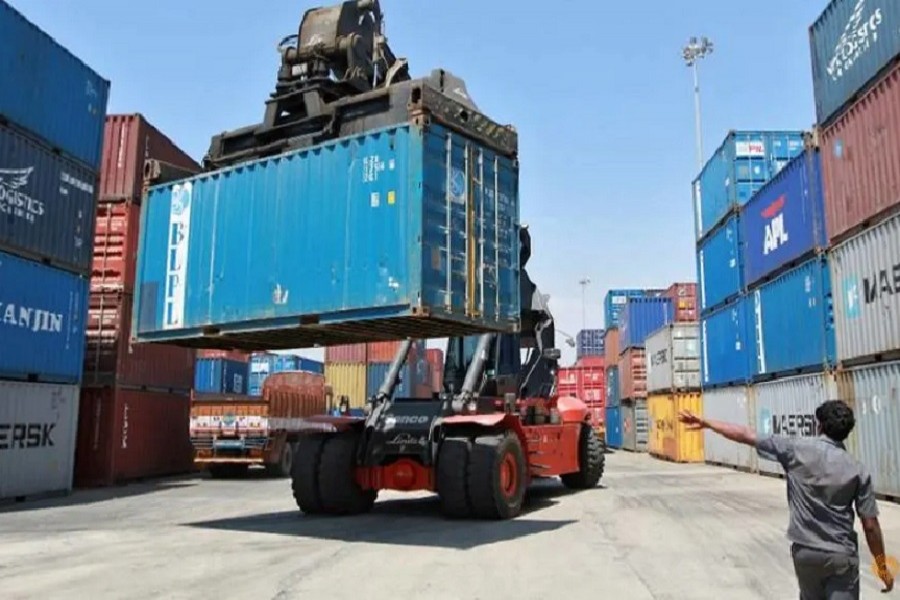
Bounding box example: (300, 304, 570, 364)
(12, 0, 827, 365)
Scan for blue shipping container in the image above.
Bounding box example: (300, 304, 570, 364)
(605, 406, 623, 449)
(810, 0, 900, 126)
(194, 358, 249, 394)
(750, 257, 835, 378)
(248, 372, 264, 397)
(693, 131, 806, 240)
(365, 361, 424, 399)
(576, 328, 605, 359)
(297, 357, 324, 374)
(0, 1, 109, 170)
(741, 149, 826, 288)
(701, 297, 752, 387)
(0, 123, 98, 274)
(0, 250, 87, 383)
(619, 297, 673, 351)
(698, 214, 743, 314)
(606, 366, 620, 408)
(604, 289, 646, 329)
(132, 123, 519, 348)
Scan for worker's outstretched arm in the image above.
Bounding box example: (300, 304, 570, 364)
(857, 466, 894, 593)
(678, 410, 757, 446)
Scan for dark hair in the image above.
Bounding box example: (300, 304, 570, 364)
(816, 400, 855, 442)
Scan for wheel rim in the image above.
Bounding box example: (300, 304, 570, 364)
(500, 452, 518, 498)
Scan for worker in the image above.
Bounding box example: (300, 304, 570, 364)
(678, 400, 894, 598)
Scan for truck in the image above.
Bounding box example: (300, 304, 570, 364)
(189, 371, 332, 478)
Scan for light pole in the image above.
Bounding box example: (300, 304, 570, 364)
(578, 278, 591, 332)
(683, 36, 714, 170)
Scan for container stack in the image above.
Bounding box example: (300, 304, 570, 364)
(807, 0, 900, 497)
(74, 114, 203, 488)
(602, 289, 645, 449)
(249, 352, 325, 396)
(557, 356, 606, 434)
(323, 341, 427, 409)
(194, 357, 250, 395)
(0, 2, 109, 500)
(575, 329, 605, 361)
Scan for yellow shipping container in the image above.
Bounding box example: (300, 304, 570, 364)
(324, 363, 368, 409)
(647, 392, 704, 463)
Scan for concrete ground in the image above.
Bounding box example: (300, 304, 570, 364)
(1, 452, 897, 600)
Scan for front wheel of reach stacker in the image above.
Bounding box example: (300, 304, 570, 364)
(317, 432, 377, 515)
(561, 423, 605, 490)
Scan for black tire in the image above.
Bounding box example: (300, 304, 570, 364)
(437, 437, 472, 518)
(208, 464, 249, 479)
(317, 433, 377, 515)
(292, 435, 328, 514)
(265, 441, 294, 478)
(467, 432, 527, 520)
(561, 423, 605, 489)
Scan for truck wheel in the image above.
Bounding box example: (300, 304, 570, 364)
(292, 435, 327, 514)
(467, 432, 526, 520)
(266, 441, 294, 478)
(318, 433, 376, 515)
(561, 423, 605, 489)
(436, 437, 472, 518)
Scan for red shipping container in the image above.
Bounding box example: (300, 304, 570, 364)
(664, 282, 698, 322)
(822, 62, 900, 244)
(83, 290, 195, 390)
(556, 362, 605, 408)
(604, 328, 620, 365)
(426, 348, 444, 393)
(557, 367, 580, 398)
(617, 347, 647, 400)
(197, 349, 250, 362)
(99, 114, 200, 201)
(325, 344, 367, 363)
(74, 387, 193, 487)
(91, 200, 140, 293)
(575, 356, 604, 368)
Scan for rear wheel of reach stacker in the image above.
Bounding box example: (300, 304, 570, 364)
(466, 431, 527, 520)
(436, 437, 473, 518)
(560, 423, 605, 489)
(292, 434, 328, 514)
(316, 432, 377, 515)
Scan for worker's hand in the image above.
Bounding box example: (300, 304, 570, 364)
(678, 410, 706, 430)
(874, 555, 896, 593)
(879, 567, 894, 593)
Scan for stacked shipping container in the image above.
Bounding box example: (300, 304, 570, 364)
(0, 1, 109, 499)
(323, 341, 428, 410)
(248, 352, 324, 396)
(575, 329, 605, 360)
(74, 114, 202, 489)
(557, 356, 606, 433)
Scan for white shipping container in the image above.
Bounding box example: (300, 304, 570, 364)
(830, 213, 900, 364)
(837, 361, 900, 498)
(753, 372, 842, 477)
(646, 323, 700, 393)
(0, 381, 79, 500)
(702, 386, 756, 472)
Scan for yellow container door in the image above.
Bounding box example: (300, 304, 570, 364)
(648, 394, 669, 457)
(324, 363, 368, 409)
(672, 392, 704, 463)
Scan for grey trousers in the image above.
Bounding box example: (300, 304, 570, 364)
(791, 544, 860, 600)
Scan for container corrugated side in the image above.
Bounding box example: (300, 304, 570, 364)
(702, 386, 756, 471)
(693, 131, 806, 240)
(821, 62, 900, 245)
(365, 360, 426, 399)
(132, 123, 520, 349)
(740, 148, 827, 288)
(99, 114, 200, 201)
(0, 0, 110, 170)
(618, 347, 646, 400)
(325, 344, 368, 363)
(324, 363, 368, 409)
(603, 327, 620, 366)
(606, 366, 620, 408)
(753, 372, 840, 477)
(73, 387, 192, 488)
(0, 123, 99, 274)
(750, 257, 836, 378)
(621, 398, 648, 452)
(619, 297, 674, 351)
(701, 297, 751, 388)
(605, 406, 623, 448)
(83, 290, 195, 390)
(91, 201, 140, 293)
(297, 357, 324, 375)
(193, 358, 249, 394)
(0, 251, 88, 383)
(809, 0, 900, 126)
(0, 381, 79, 499)
(646, 323, 700, 393)
(665, 282, 699, 322)
(837, 361, 900, 497)
(603, 289, 645, 329)
(829, 211, 900, 364)
(648, 394, 667, 457)
(697, 214, 743, 314)
(649, 392, 704, 463)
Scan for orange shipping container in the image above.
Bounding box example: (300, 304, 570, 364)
(604, 328, 620, 365)
(91, 201, 141, 293)
(74, 387, 193, 487)
(426, 348, 444, 393)
(261, 371, 328, 418)
(325, 344, 367, 363)
(618, 347, 647, 400)
(664, 282, 698, 323)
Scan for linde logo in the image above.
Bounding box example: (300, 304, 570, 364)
(762, 195, 789, 255)
(826, 0, 884, 82)
(0, 301, 64, 333)
(0, 422, 56, 450)
(0, 167, 45, 224)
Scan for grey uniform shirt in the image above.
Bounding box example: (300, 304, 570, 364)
(756, 434, 880, 556)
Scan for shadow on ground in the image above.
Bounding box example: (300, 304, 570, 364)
(184, 479, 592, 549)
